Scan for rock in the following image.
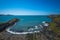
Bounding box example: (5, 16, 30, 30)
(0, 18, 19, 33)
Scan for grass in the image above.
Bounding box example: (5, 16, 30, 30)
(48, 15, 60, 40)
(49, 22, 60, 34)
(49, 15, 60, 40)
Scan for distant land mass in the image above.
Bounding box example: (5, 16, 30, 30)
(0, 14, 14, 16)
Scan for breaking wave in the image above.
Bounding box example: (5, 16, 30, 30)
(6, 28, 40, 34)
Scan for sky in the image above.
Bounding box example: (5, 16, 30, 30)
(0, 0, 60, 15)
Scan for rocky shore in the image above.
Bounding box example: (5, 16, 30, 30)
(0, 29, 57, 40)
(0, 15, 60, 40)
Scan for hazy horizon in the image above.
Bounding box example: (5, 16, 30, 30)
(0, 0, 60, 15)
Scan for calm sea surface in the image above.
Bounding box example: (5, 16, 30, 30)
(0, 15, 51, 32)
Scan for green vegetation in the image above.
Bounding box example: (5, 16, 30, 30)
(49, 15, 60, 33)
(48, 15, 60, 40)
(49, 22, 60, 34)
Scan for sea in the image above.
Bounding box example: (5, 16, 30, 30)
(0, 15, 51, 32)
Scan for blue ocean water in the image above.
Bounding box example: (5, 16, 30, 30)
(0, 15, 51, 32)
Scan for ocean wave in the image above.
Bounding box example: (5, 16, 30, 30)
(6, 28, 40, 35)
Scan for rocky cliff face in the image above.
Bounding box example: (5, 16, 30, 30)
(48, 15, 60, 40)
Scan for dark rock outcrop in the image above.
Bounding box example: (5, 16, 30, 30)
(0, 18, 19, 32)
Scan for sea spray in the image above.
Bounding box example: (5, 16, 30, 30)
(6, 28, 40, 34)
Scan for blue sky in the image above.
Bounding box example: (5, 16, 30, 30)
(0, 0, 60, 15)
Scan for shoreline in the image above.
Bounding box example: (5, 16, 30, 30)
(6, 21, 49, 35)
(6, 28, 40, 35)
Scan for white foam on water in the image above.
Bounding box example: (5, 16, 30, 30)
(6, 28, 40, 35)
